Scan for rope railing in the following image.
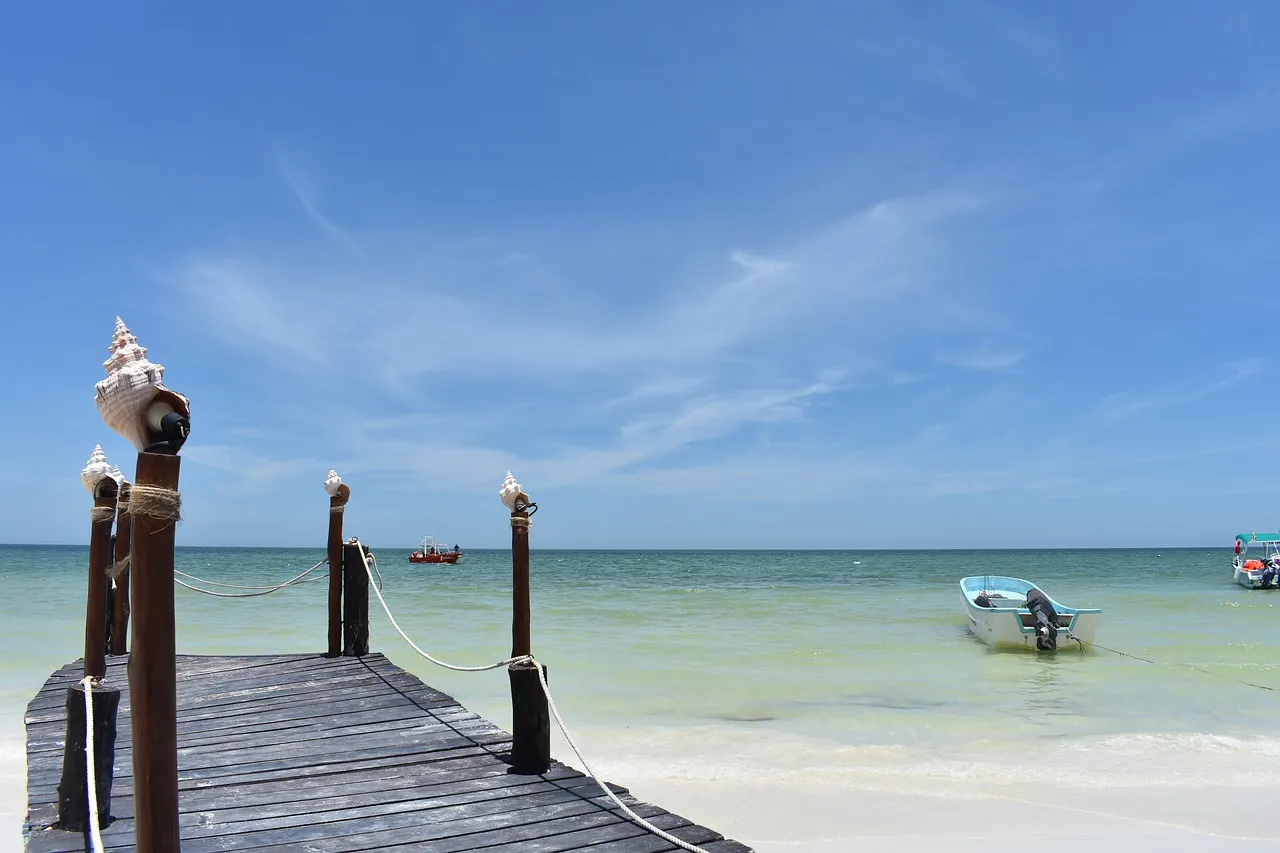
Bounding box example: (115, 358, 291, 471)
(173, 559, 329, 598)
(349, 538, 711, 853)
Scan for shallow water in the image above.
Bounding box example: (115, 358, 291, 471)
(3, 544, 1278, 794)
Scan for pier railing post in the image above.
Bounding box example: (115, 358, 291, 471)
(60, 447, 123, 832)
(325, 471, 350, 657)
(130, 451, 183, 853)
(56, 680, 121, 833)
(85, 475, 119, 679)
(93, 316, 191, 853)
(342, 541, 370, 656)
(499, 472, 550, 774)
(109, 482, 132, 656)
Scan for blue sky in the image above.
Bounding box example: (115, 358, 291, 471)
(2, 2, 1278, 548)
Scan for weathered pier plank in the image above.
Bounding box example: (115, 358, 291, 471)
(25, 653, 753, 853)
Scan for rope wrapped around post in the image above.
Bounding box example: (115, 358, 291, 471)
(128, 484, 182, 523)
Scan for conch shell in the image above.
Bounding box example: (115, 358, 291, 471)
(498, 471, 527, 511)
(324, 469, 343, 496)
(81, 445, 112, 493)
(94, 317, 190, 451)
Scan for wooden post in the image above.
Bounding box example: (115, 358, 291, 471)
(507, 503, 550, 774)
(326, 483, 350, 657)
(342, 542, 369, 657)
(129, 451, 182, 853)
(109, 482, 132, 656)
(56, 681, 121, 832)
(85, 478, 119, 680)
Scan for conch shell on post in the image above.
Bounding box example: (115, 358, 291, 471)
(324, 469, 343, 497)
(81, 445, 112, 493)
(94, 317, 190, 451)
(499, 471, 529, 511)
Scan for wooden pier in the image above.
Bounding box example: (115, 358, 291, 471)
(50, 328, 750, 853)
(25, 652, 753, 852)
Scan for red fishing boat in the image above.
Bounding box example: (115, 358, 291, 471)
(409, 535, 463, 564)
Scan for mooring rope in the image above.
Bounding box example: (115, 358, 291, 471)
(90, 506, 115, 524)
(81, 677, 105, 853)
(174, 559, 328, 598)
(350, 538, 711, 853)
(1067, 632, 1278, 692)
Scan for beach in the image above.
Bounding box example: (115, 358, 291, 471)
(3, 545, 1278, 852)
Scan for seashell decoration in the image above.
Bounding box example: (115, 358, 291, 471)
(81, 445, 112, 493)
(499, 471, 525, 511)
(324, 469, 343, 496)
(94, 317, 190, 451)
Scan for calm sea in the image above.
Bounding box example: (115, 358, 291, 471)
(3, 544, 1279, 799)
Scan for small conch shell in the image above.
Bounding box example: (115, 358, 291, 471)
(324, 469, 343, 496)
(499, 471, 526, 511)
(94, 317, 190, 451)
(81, 445, 112, 493)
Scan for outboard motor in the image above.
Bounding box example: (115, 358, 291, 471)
(1025, 588, 1058, 651)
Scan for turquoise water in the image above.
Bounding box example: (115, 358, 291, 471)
(4, 545, 1280, 791)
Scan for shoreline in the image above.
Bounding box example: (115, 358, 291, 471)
(8, 732, 1275, 853)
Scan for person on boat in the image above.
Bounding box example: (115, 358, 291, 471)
(1236, 539, 1243, 556)
(1263, 556, 1280, 587)
(453, 544, 460, 552)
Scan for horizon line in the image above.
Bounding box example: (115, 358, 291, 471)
(0, 542, 1232, 552)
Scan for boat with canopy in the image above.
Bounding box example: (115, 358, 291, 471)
(1232, 533, 1280, 589)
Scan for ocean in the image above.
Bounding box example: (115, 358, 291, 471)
(4, 545, 1280, 848)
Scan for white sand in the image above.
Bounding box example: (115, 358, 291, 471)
(6, 720, 1278, 852)
(634, 779, 1278, 852)
(1, 724, 25, 853)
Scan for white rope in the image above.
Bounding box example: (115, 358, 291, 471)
(174, 560, 328, 598)
(348, 538, 709, 853)
(532, 661, 709, 853)
(352, 539, 525, 672)
(81, 677, 105, 853)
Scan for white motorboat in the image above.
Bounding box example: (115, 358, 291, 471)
(960, 575, 1101, 651)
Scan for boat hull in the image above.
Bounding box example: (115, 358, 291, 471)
(409, 553, 462, 564)
(1232, 560, 1279, 589)
(960, 576, 1102, 651)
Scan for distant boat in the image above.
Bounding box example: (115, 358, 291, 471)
(409, 536, 463, 565)
(960, 575, 1101, 651)
(1231, 533, 1280, 589)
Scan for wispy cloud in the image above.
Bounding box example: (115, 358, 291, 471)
(981, 8, 1068, 80)
(183, 443, 321, 490)
(168, 179, 1022, 515)
(173, 187, 995, 390)
(939, 347, 1027, 372)
(1096, 357, 1264, 423)
(271, 150, 360, 252)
